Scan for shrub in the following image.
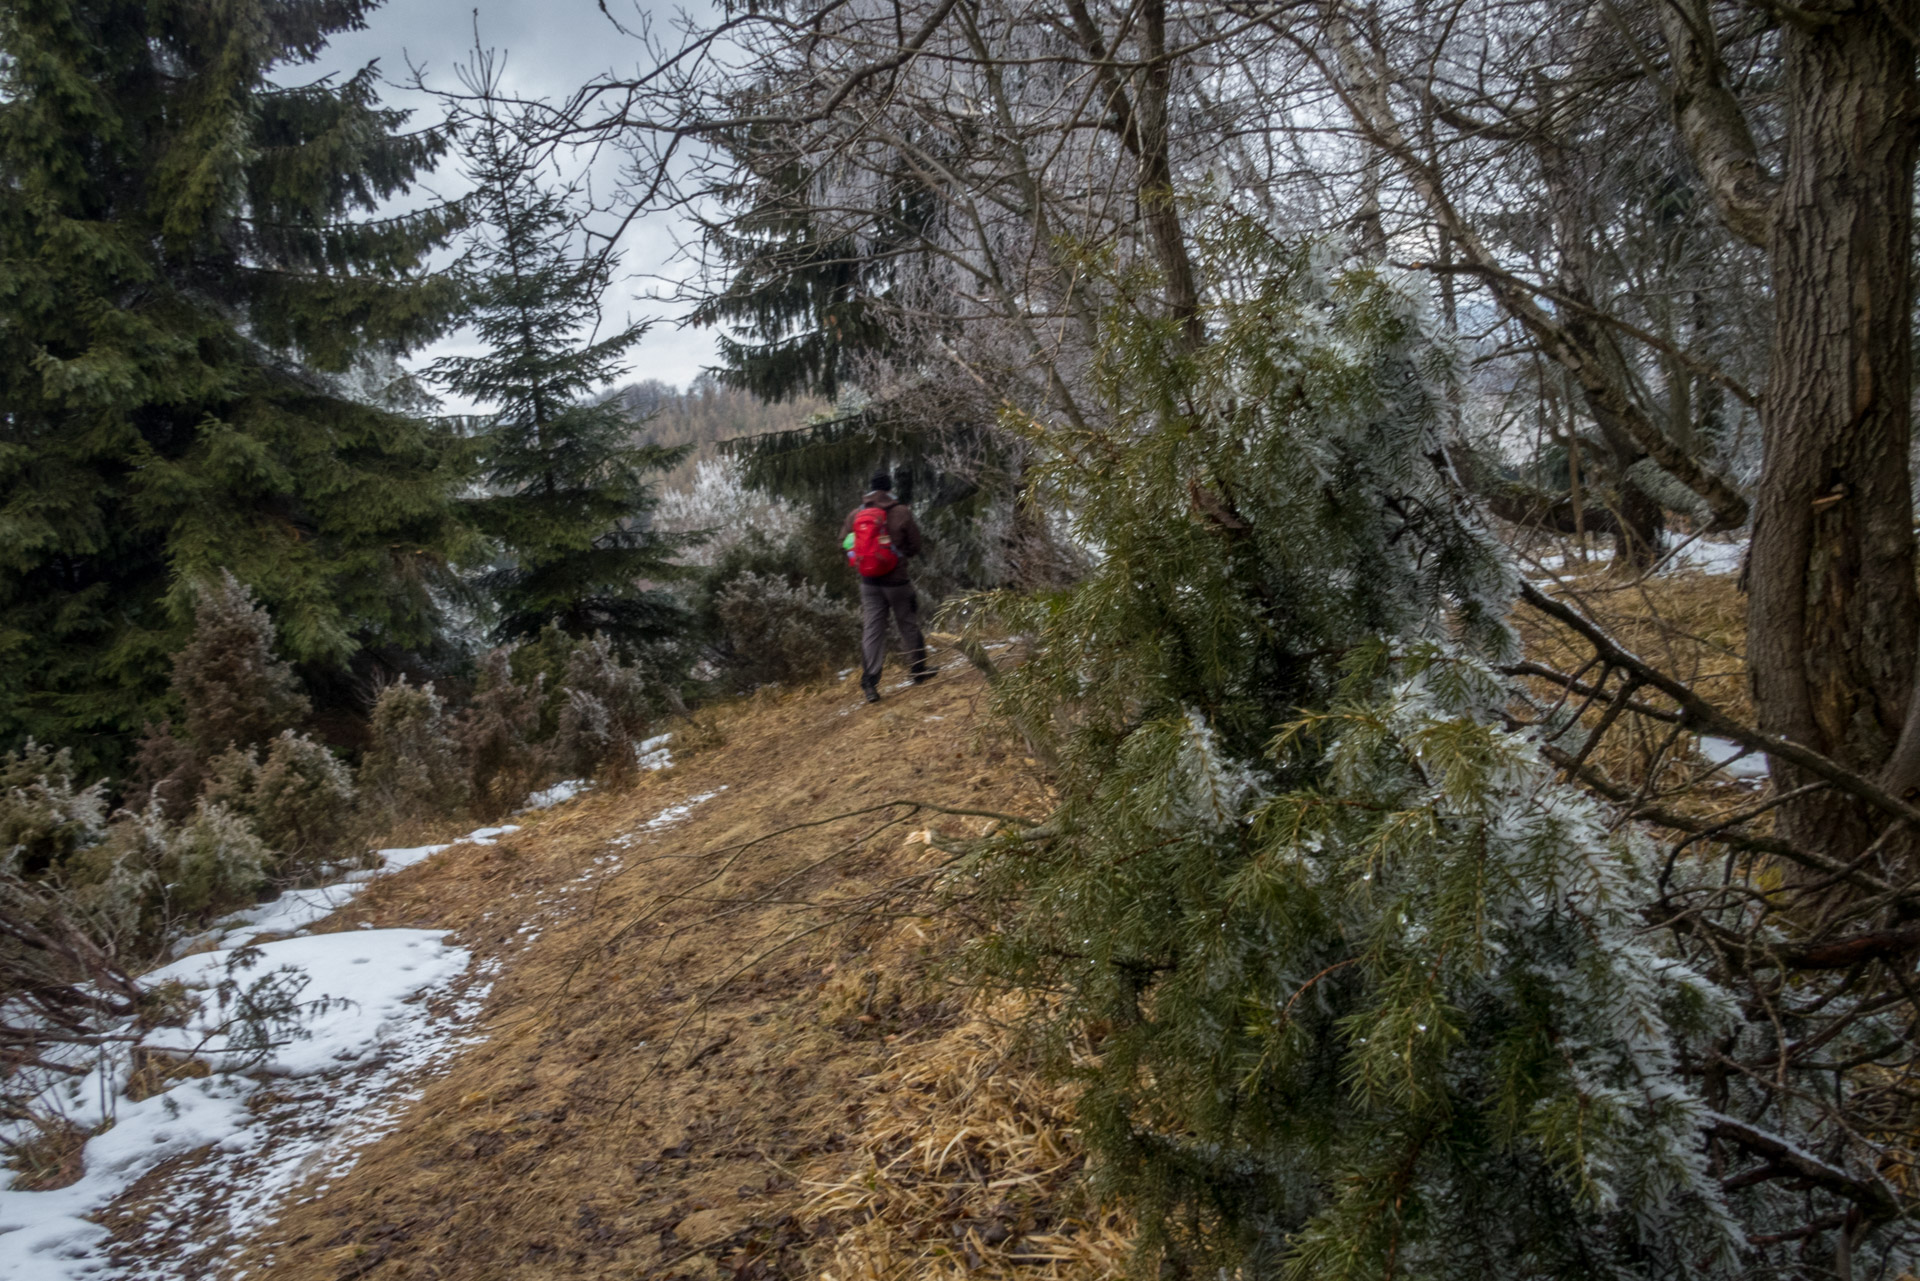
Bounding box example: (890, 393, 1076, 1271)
(123, 720, 201, 822)
(201, 732, 359, 881)
(251, 733, 358, 867)
(0, 869, 149, 1139)
(197, 745, 259, 817)
(712, 570, 859, 690)
(60, 806, 171, 953)
(455, 648, 547, 819)
(64, 802, 268, 945)
(171, 572, 310, 753)
(358, 679, 468, 823)
(552, 635, 655, 782)
(504, 625, 585, 741)
(156, 802, 269, 925)
(967, 233, 1745, 1275)
(0, 744, 108, 878)
(125, 575, 310, 817)
(58, 791, 288, 960)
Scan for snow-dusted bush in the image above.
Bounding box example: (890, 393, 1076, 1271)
(358, 679, 468, 822)
(60, 801, 269, 946)
(0, 743, 151, 965)
(123, 719, 201, 821)
(0, 743, 107, 876)
(250, 734, 357, 862)
(552, 635, 655, 782)
(201, 731, 359, 878)
(153, 803, 270, 925)
(456, 647, 548, 819)
(126, 574, 310, 817)
(711, 570, 859, 689)
(57, 843, 152, 957)
(169, 572, 310, 753)
(970, 229, 1746, 1276)
(654, 458, 805, 567)
(59, 805, 172, 951)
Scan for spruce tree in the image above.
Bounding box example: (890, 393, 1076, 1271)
(690, 138, 925, 404)
(967, 223, 1753, 1276)
(0, 0, 472, 771)
(433, 91, 690, 654)
(688, 128, 1052, 595)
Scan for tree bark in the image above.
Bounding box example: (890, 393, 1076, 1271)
(1748, 0, 1919, 860)
(1655, 0, 1777, 247)
(1136, 0, 1202, 349)
(1064, 0, 1203, 350)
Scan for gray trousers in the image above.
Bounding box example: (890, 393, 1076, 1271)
(860, 580, 925, 682)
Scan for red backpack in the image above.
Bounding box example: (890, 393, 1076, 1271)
(849, 505, 900, 578)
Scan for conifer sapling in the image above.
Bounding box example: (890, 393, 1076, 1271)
(434, 71, 692, 656)
(966, 223, 1748, 1278)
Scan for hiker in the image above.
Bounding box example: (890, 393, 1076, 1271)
(844, 470, 931, 703)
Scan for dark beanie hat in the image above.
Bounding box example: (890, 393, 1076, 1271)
(869, 470, 893, 492)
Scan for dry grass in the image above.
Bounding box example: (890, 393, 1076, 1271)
(801, 999, 1132, 1281)
(96, 656, 1109, 1281)
(1511, 553, 1759, 823)
(83, 569, 1765, 1279)
(1518, 556, 1748, 714)
(2, 1114, 91, 1192)
(123, 1048, 212, 1103)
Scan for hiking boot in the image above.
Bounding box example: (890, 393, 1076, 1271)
(910, 665, 937, 685)
(861, 675, 881, 703)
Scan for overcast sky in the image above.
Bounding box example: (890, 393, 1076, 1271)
(314, 0, 720, 402)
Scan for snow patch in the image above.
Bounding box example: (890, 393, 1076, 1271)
(641, 788, 725, 831)
(501, 789, 732, 952)
(179, 823, 517, 956)
(1673, 538, 1746, 576)
(0, 802, 552, 1277)
(520, 779, 588, 811)
(609, 788, 729, 848)
(635, 733, 673, 772)
(0, 931, 482, 1281)
(198, 882, 367, 943)
(140, 932, 469, 1076)
(1527, 535, 1747, 581)
(1698, 736, 1770, 782)
(521, 738, 673, 809)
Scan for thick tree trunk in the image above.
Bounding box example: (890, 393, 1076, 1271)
(1613, 473, 1665, 568)
(1749, 2, 1919, 860)
(1135, 0, 1203, 350)
(1062, 0, 1202, 350)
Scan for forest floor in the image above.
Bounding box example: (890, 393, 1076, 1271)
(76, 654, 1127, 1281)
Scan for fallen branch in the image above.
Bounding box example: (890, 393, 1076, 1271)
(1537, 742, 1864, 877)
(1522, 583, 1920, 828)
(1708, 1113, 1901, 1224)
(1504, 659, 1683, 724)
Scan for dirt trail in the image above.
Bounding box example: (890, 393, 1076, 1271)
(196, 662, 1058, 1280)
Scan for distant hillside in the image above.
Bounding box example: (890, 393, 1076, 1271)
(611, 375, 830, 490)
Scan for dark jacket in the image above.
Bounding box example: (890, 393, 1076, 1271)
(843, 491, 923, 586)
